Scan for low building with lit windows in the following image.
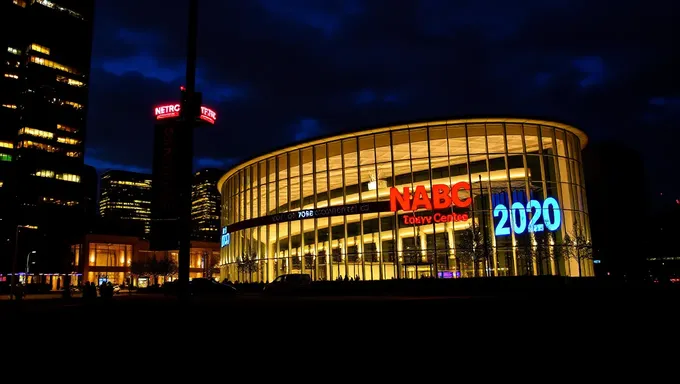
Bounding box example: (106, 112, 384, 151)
(218, 118, 594, 282)
(72, 234, 220, 286)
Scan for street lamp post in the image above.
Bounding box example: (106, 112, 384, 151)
(10, 225, 33, 300)
(25, 250, 36, 281)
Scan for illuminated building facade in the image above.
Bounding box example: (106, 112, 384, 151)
(192, 168, 223, 242)
(0, 0, 95, 271)
(71, 234, 220, 285)
(99, 170, 152, 237)
(218, 118, 594, 282)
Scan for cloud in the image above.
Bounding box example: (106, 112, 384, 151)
(291, 118, 324, 142)
(86, 155, 152, 174)
(194, 157, 238, 170)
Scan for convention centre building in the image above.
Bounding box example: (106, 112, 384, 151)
(217, 118, 593, 282)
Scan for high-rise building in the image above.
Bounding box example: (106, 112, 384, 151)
(99, 170, 152, 237)
(1, 0, 95, 272)
(192, 168, 223, 242)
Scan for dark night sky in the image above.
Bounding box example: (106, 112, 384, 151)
(86, 0, 679, 197)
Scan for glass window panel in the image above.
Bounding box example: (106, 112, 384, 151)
(277, 180, 288, 213)
(467, 124, 487, 155)
(289, 150, 300, 178)
(342, 138, 357, 167)
(259, 184, 267, 217)
(486, 123, 505, 154)
(258, 161, 267, 186)
(376, 162, 393, 189)
(524, 124, 540, 154)
(302, 174, 314, 209)
(314, 144, 327, 173)
(375, 133, 391, 163)
(568, 132, 580, 161)
(447, 124, 467, 156)
(505, 123, 524, 154)
(526, 155, 543, 182)
(359, 135, 376, 166)
(268, 182, 276, 215)
(289, 177, 301, 210)
(393, 160, 412, 187)
(409, 128, 428, 158)
(429, 126, 448, 157)
(391, 130, 410, 160)
(541, 126, 555, 155)
(328, 141, 342, 170)
(315, 171, 329, 206)
(360, 163, 378, 200)
(301, 148, 313, 174)
(277, 154, 287, 180)
(344, 167, 359, 203)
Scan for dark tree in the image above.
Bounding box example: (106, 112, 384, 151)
(237, 252, 259, 282)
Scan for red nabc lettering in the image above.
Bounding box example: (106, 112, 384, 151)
(390, 182, 471, 212)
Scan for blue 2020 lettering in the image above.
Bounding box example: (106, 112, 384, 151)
(493, 197, 561, 236)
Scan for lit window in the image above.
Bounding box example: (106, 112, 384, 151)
(0, 181, 4, 188)
(0, 141, 13, 149)
(57, 137, 80, 145)
(55, 173, 80, 183)
(2, 104, 17, 109)
(41, 197, 79, 206)
(7, 47, 21, 55)
(13, 0, 26, 7)
(66, 151, 81, 158)
(56, 124, 77, 133)
(33, 170, 55, 178)
(34, 0, 83, 20)
(56, 75, 84, 87)
(29, 44, 50, 55)
(18, 127, 54, 139)
(62, 100, 83, 110)
(17, 140, 59, 153)
(29, 56, 78, 75)
(0, 154, 12, 162)
(4, 73, 19, 79)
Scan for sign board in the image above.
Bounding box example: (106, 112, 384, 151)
(154, 103, 217, 124)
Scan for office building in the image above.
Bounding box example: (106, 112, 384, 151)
(192, 168, 223, 242)
(0, 0, 95, 271)
(218, 118, 593, 282)
(99, 170, 152, 237)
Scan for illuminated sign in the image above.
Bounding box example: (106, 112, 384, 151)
(492, 197, 561, 236)
(220, 227, 230, 248)
(390, 182, 471, 212)
(402, 212, 469, 225)
(154, 104, 217, 124)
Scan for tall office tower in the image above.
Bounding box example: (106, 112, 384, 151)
(191, 168, 223, 242)
(99, 170, 152, 237)
(81, 164, 98, 232)
(0, 0, 95, 271)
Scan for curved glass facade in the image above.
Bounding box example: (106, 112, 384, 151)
(219, 119, 593, 282)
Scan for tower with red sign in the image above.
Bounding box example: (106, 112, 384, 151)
(149, 91, 217, 252)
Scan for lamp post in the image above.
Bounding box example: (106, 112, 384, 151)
(10, 225, 35, 300)
(25, 250, 36, 282)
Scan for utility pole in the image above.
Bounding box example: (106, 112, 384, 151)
(177, 0, 199, 298)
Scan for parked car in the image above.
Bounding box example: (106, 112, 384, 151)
(263, 273, 312, 295)
(190, 278, 237, 297)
